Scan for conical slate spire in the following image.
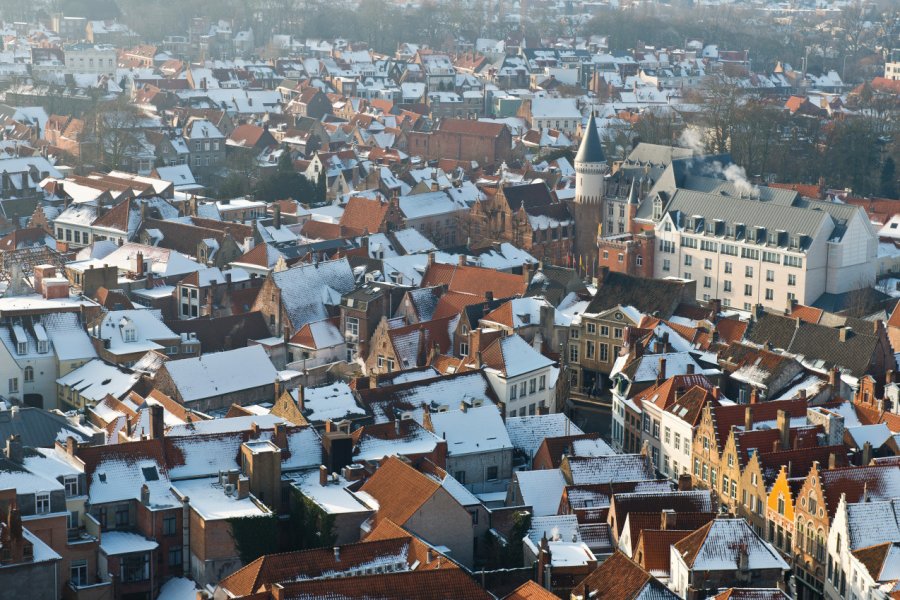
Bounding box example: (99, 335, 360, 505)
(575, 112, 605, 165)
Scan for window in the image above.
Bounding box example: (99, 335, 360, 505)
(704, 258, 713, 270)
(115, 504, 129, 527)
(745, 265, 754, 277)
(455, 471, 466, 484)
(742, 248, 759, 260)
(642, 413, 651, 433)
(460, 342, 469, 356)
(784, 255, 802, 268)
(8, 377, 18, 393)
(694, 458, 700, 475)
(35, 492, 50, 514)
(519, 381, 527, 397)
(64, 476, 78, 497)
(684, 255, 693, 266)
(613, 328, 623, 339)
(636, 255, 643, 266)
(674, 432, 681, 450)
(684, 272, 692, 281)
(777, 495, 785, 515)
(724, 261, 733, 274)
(788, 274, 796, 286)
(662, 259, 670, 272)
(723, 280, 732, 292)
(762, 251, 780, 264)
(24, 366, 33, 383)
(600, 325, 609, 337)
(744, 284, 753, 296)
(664, 427, 671, 443)
(586, 323, 596, 335)
(163, 515, 177, 536)
(539, 375, 546, 390)
(599, 343, 609, 362)
(570, 328, 580, 339)
(652, 420, 660, 439)
(120, 553, 150, 582)
(569, 344, 579, 363)
(727, 454, 734, 468)
(766, 288, 774, 300)
(703, 276, 711, 288)
(529, 378, 536, 394)
(586, 341, 595, 359)
(808, 494, 817, 514)
(345, 317, 359, 337)
(71, 560, 88, 587)
(486, 466, 499, 481)
(168, 546, 182, 567)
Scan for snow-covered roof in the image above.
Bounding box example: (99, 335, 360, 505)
(846, 424, 893, 450)
(162, 345, 277, 403)
(515, 468, 566, 516)
(291, 469, 372, 515)
(272, 259, 356, 330)
(681, 519, 788, 572)
(171, 477, 269, 520)
(92, 309, 176, 356)
(89, 454, 179, 509)
(297, 382, 365, 423)
(57, 359, 140, 404)
(100, 531, 159, 556)
(506, 414, 584, 459)
(429, 404, 512, 456)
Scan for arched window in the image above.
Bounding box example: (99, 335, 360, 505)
(24, 366, 33, 382)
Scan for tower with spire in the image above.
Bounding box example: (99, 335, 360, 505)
(574, 112, 607, 205)
(569, 111, 609, 273)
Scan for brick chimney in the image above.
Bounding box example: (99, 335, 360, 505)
(319, 464, 329, 486)
(777, 409, 790, 450)
(273, 422, 288, 450)
(4, 434, 23, 464)
(660, 509, 676, 531)
(656, 357, 667, 385)
(749, 388, 759, 404)
(149, 404, 164, 440)
(744, 406, 753, 431)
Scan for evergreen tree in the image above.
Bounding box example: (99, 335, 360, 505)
(881, 156, 898, 199)
(316, 170, 327, 204)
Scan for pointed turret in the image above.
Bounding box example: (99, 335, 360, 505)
(575, 112, 605, 165)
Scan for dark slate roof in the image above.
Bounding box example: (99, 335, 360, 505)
(165, 312, 271, 353)
(744, 312, 881, 377)
(586, 271, 694, 318)
(575, 112, 605, 164)
(0, 405, 95, 448)
(501, 182, 555, 212)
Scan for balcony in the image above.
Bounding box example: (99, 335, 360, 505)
(63, 580, 112, 600)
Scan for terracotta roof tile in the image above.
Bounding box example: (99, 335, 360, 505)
(358, 456, 441, 526)
(502, 580, 562, 600)
(275, 569, 492, 599)
(420, 262, 527, 299)
(572, 551, 674, 600)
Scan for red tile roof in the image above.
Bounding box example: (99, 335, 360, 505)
(358, 456, 441, 527)
(420, 262, 527, 301)
(275, 569, 492, 599)
(503, 581, 562, 600)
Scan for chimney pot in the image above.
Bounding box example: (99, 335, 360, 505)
(319, 464, 328, 486)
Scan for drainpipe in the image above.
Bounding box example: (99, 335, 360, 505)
(182, 496, 191, 575)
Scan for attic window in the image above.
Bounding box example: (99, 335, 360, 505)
(142, 466, 159, 481)
(98, 473, 107, 483)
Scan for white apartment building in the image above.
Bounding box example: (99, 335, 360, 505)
(885, 49, 900, 81)
(650, 185, 876, 311)
(64, 43, 116, 76)
(824, 494, 900, 600)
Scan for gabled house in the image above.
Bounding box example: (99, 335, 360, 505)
(356, 456, 479, 567)
(671, 518, 789, 598)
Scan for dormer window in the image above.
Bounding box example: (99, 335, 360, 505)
(16, 342, 26, 355)
(123, 327, 136, 343)
(38, 340, 48, 354)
